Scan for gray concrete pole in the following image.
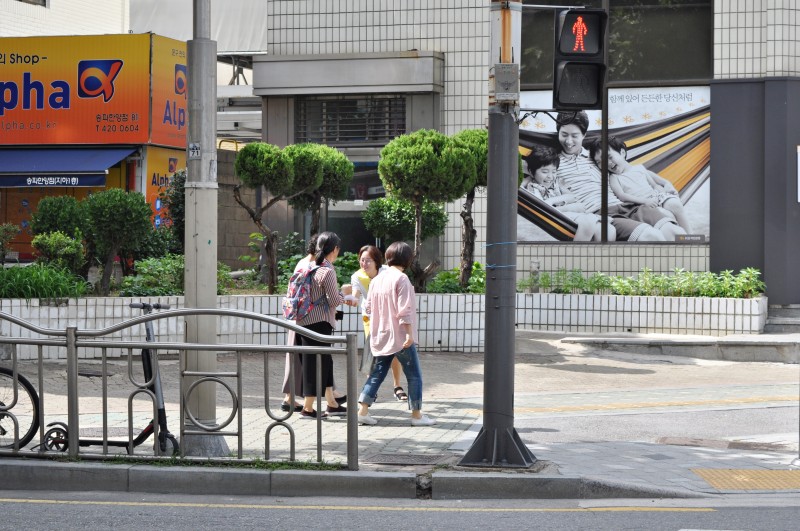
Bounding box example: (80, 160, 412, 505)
(459, 0, 535, 468)
(184, 0, 227, 456)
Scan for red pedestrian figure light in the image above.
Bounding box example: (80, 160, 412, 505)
(572, 15, 588, 52)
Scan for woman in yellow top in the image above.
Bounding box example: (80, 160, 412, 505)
(346, 245, 407, 401)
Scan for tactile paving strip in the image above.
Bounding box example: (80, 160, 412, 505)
(691, 469, 800, 490)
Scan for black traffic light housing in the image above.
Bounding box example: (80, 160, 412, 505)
(552, 9, 608, 110)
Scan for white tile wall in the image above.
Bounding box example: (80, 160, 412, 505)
(715, 0, 799, 78)
(0, 0, 130, 36)
(0, 293, 767, 359)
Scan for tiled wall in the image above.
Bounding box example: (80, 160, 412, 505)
(1, 292, 764, 360)
(0, 0, 129, 36)
(714, 0, 799, 78)
(516, 243, 710, 284)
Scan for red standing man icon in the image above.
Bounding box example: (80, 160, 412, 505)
(572, 15, 588, 52)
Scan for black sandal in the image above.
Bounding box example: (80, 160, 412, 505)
(394, 386, 408, 401)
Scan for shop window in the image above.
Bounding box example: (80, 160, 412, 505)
(521, 0, 711, 86)
(295, 95, 406, 147)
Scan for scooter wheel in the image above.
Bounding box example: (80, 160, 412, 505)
(165, 434, 180, 456)
(43, 426, 68, 452)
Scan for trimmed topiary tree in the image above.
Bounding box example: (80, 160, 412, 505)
(83, 188, 153, 295)
(234, 142, 326, 293)
(288, 144, 354, 236)
(378, 129, 476, 291)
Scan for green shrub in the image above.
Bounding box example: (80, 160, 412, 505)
(119, 254, 233, 297)
(427, 262, 486, 294)
(30, 196, 85, 238)
(0, 223, 19, 265)
(522, 267, 766, 299)
(0, 264, 89, 301)
(31, 231, 86, 275)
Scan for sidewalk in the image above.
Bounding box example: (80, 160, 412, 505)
(1, 331, 799, 499)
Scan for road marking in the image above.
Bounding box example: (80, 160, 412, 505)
(0, 498, 715, 512)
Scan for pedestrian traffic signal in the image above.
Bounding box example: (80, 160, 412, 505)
(552, 9, 607, 110)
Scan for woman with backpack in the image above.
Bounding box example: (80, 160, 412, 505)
(295, 231, 351, 419)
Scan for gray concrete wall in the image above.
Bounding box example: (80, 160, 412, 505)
(709, 80, 766, 281)
(710, 78, 800, 305)
(763, 79, 800, 305)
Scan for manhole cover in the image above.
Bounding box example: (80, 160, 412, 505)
(364, 453, 448, 465)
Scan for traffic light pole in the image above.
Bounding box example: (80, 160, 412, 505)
(459, 0, 536, 469)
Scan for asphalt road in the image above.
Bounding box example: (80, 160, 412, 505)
(1, 491, 799, 530)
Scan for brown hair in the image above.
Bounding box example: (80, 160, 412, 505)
(359, 245, 384, 267)
(384, 241, 413, 268)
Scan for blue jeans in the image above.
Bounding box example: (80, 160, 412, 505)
(358, 344, 423, 411)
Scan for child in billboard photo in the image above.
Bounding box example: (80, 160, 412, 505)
(521, 146, 612, 242)
(589, 137, 692, 233)
(554, 111, 684, 241)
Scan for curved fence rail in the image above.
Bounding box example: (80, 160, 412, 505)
(0, 308, 359, 470)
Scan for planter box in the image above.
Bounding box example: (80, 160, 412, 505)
(0, 293, 767, 359)
(515, 293, 768, 336)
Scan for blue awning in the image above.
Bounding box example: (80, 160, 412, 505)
(0, 147, 137, 187)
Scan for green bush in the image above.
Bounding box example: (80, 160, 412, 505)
(119, 254, 233, 297)
(0, 264, 89, 301)
(159, 168, 186, 253)
(427, 262, 486, 294)
(520, 267, 766, 299)
(30, 196, 85, 238)
(31, 231, 86, 275)
(0, 223, 19, 265)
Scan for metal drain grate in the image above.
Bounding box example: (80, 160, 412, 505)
(364, 453, 448, 465)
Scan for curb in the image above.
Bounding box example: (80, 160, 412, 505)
(430, 471, 704, 500)
(0, 459, 704, 500)
(560, 336, 800, 363)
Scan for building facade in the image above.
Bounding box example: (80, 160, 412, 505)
(254, 0, 799, 304)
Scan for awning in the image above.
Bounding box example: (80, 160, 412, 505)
(0, 147, 137, 187)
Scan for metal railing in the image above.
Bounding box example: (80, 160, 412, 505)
(0, 308, 359, 469)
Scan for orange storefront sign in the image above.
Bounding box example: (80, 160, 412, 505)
(0, 34, 187, 149)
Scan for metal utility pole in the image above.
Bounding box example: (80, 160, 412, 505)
(459, 0, 535, 468)
(184, 0, 227, 456)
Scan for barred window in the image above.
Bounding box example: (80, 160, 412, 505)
(295, 95, 406, 146)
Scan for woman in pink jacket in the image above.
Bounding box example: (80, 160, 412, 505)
(356, 241, 436, 427)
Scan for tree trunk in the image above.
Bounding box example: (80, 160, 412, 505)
(310, 192, 322, 237)
(99, 250, 117, 296)
(233, 185, 279, 293)
(459, 189, 477, 288)
(264, 231, 279, 294)
(409, 201, 439, 292)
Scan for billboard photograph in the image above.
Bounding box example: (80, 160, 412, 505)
(517, 86, 710, 243)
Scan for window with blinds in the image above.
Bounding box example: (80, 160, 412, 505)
(295, 95, 406, 146)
